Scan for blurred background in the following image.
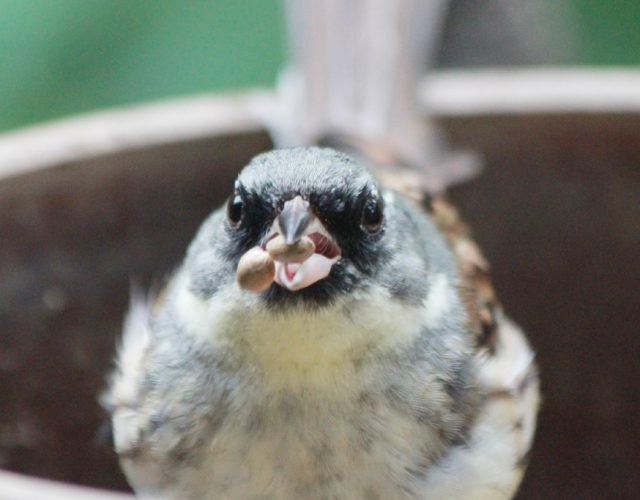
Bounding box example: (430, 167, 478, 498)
(1, 1, 639, 499)
(2, 0, 640, 133)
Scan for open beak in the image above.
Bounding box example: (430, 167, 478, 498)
(264, 196, 341, 291)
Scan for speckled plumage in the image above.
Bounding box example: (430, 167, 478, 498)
(104, 147, 539, 499)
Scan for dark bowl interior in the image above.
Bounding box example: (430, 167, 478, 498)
(0, 113, 638, 498)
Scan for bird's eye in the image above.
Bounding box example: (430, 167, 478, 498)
(361, 197, 383, 233)
(227, 194, 243, 226)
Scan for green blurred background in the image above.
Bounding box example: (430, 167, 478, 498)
(1, 0, 639, 133)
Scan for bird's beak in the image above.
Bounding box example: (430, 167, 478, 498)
(278, 196, 312, 245)
(263, 195, 341, 292)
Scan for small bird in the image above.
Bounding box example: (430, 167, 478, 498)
(104, 147, 539, 499)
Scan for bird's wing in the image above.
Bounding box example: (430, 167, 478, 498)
(417, 197, 540, 499)
(419, 311, 539, 499)
(102, 289, 176, 497)
(101, 290, 155, 457)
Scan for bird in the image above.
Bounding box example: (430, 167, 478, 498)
(103, 147, 539, 499)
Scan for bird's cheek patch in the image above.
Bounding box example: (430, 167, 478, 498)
(274, 254, 340, 291)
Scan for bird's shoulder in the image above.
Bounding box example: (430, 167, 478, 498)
(413, 195, 540, 498)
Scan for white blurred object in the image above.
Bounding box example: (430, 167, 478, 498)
(255, 0, 480, 194)
(254, 0, 578, 193)
(0, 470, 133, 500)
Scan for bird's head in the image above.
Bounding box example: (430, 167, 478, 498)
(213, 147, 395, 308)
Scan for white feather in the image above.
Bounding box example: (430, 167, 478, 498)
(418, 311, 540, 499)
(102, 290, 155, 456)
(107, 291, 153, 407)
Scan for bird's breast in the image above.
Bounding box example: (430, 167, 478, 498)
(189, 380, 442, 500)
(176, 273, 429, 391)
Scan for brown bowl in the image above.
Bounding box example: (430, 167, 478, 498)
(1, 72, 638, 498)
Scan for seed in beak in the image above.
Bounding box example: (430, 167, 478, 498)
(237, 246, 275, 293)
(266, 234, 315, 263)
